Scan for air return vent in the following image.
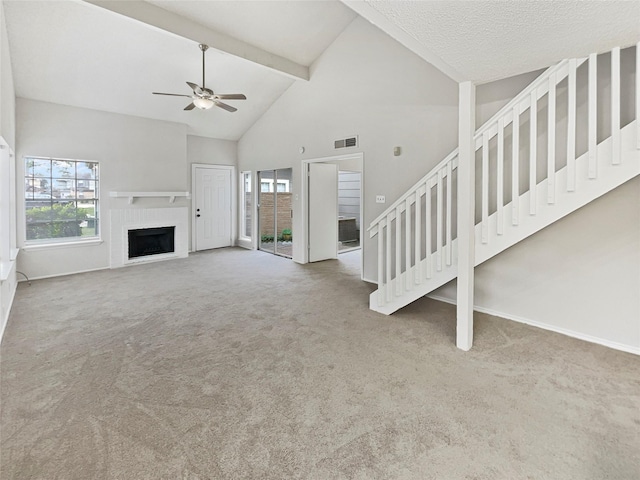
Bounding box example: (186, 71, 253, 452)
(335, 136, 358, 149)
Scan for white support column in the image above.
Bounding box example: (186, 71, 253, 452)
(456, 81, 476, 351)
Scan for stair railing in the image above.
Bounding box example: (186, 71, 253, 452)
(368, 43, 637, 310)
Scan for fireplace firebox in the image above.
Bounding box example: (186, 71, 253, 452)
(128, 226, 175, 259)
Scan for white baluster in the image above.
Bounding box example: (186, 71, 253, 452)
(612, 47, 621, 165)
(386, 212, 392, 302)
(395, 206, 402, 296)
(377, 221, 385, 307)
(446, 161, 452, 266)
(436, 170, 443, 271)
(414, 189, 422, 285)
(481, 132, 489, 243)
(425, 182, 432, 279)
(637, 43, 640, 150)
(588, 53, 597, 178)
(497, 117, 504, 234)
(512, 105, 520, 224)
(530, 89, 537, 215)
(547, 72, 556, 204)
(567, 58, 577, 191)
(405, 197, 412, 291)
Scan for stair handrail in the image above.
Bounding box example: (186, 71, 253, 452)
(474, 59, 569, 139)
(367, 149, 458, 231)
(369, 57, 578, 236)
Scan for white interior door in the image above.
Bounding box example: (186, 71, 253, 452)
(195, 166, 231, 251)
(308, 163, 338, 262)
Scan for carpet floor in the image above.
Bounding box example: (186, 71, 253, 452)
(1, 248, 638, 479)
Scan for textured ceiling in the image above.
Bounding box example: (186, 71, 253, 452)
(3, 0, 355, 140)
(356, 0, 640, 83)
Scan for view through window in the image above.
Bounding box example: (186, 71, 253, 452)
(241, 171, 252, 239)
(24, 157, 99, 243)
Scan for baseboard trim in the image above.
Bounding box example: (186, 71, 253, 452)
(362, 276, 377, 285)
(20, 266, 109, 282)
(427, 294, 640, 356)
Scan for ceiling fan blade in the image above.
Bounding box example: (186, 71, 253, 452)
(215, 94, 247, 100)
(152, 92, 192, 97)
(186, 81, 204, 95)
(184, 103, 196, 111)
(214, 101, 237, 112)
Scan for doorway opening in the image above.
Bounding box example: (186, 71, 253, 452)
(338, 170, 361, 253)
(258, 168, 293, 258)
(302, 152, 363, 280)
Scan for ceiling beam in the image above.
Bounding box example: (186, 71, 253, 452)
(341, 0, 465, 83)
(84, 0, 309, 81)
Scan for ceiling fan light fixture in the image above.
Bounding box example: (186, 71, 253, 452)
(193, 97, 214, 110)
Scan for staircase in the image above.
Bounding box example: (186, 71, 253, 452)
(369, 44, 640, 315)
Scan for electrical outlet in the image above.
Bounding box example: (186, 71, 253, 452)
(376, 195, 386, 204)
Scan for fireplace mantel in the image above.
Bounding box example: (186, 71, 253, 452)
(110, 191, 191, 205)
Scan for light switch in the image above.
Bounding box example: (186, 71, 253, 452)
(376, 195, 386, 203)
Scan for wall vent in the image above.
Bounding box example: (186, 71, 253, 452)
(335, 136, 358, 149)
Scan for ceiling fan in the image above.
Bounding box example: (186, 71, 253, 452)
(152, 44, 246, 112)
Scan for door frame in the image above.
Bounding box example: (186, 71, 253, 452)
(301, 152, 364, 280)
(190, 163, 236, 252)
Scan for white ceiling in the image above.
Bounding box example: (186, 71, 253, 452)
(348, 0, 640, 84)
(149, 0, 357, 67)
(4, 1, 639, 142)
(3, 0, 355, 140)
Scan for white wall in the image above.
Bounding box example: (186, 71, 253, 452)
(0, 0, 13, 149)
(432, 177, 640, 352)
(238, 17, 459, 279)
(16, 99, 188, 279)
(0, 0, 16, 342)
(187, 135, 236, 166)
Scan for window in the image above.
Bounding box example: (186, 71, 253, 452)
(260, 178, 290, 193)
(24, 157, 99, 243)
(241, 171, 252, 238)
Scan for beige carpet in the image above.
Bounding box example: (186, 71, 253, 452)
(1, 248, 638, 479)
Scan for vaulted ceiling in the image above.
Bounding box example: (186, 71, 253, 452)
(4, 1, 639, 141)
(4, 0, 356, 140)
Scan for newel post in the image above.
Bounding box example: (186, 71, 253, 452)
(456, 81, 476, 351)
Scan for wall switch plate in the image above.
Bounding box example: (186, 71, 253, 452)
(376, 195, 386, 203)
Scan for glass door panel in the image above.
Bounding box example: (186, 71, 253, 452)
(258, 170, 275, 254)
(258, 168, 293, 258)
(274, 168, 293, 258)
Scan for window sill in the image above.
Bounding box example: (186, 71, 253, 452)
(22, 239, 104, 251)
(0, 260, 15, 281)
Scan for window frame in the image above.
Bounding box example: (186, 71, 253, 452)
(240, 171, 252, 241)
(23, 156, 101, 246)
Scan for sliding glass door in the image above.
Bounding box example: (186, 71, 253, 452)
(258, 168, 293, 258)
